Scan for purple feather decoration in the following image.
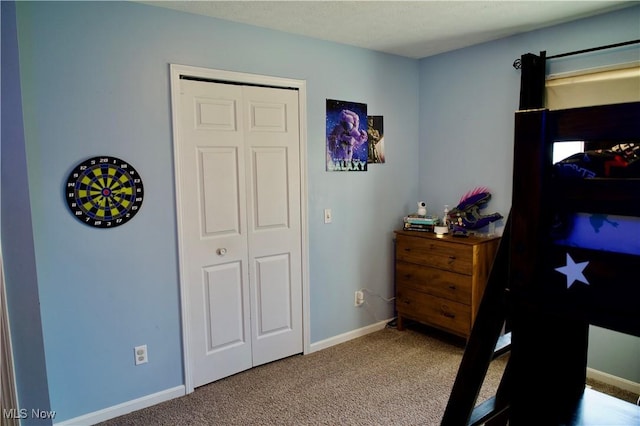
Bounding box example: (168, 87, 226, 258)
(457, 187, 491, 210)
(448, 186, 502, 231)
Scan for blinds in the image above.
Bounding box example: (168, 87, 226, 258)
(545, 65, 640, 110)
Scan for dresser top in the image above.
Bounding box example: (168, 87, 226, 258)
(394, 229, 501, 246)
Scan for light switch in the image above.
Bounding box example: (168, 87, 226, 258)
(324, 209, 332, 224)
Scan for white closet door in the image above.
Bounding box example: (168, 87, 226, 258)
(177, 79, 302, 387)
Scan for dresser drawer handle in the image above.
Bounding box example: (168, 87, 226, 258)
(440, 305, 455, 319)
(448, 285, 456, 290)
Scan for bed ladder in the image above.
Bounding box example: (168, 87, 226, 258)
(441, 213, 513, 426)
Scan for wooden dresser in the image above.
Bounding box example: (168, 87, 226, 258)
(394, 230, 500, 339)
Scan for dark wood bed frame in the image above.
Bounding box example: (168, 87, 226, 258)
(441, 101, 640, 425)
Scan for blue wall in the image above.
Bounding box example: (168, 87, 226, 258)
(418, 5, 640, 383)
(2, 1, 638, 422)
(4, 1, 418, 422)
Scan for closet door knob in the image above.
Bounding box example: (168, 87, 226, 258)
(216, 248, 227, 256)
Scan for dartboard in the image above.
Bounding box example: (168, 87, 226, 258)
(65, 156, 144, 228)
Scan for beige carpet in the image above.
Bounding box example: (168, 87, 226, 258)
(99, 324, 637, 425)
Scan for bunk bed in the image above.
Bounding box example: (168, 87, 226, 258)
(442, 101, 640, 425)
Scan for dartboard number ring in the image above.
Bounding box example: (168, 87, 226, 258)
(65, 156, 144, 228)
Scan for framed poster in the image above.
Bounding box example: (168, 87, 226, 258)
(326, 99, 368, 171)
(367, 115, 385, 164)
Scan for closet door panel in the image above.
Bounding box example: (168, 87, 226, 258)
(243, 86, 303, 367)
(178, 79, 252, 387)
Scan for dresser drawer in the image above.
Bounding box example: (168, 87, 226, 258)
(396, 261, 471, 305)
(396, 234, 473, 275)
(396, 287, 471, 337)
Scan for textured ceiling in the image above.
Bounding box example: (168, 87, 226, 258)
(140, 1, 635, 58)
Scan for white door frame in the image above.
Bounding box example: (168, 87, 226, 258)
(169, 64, 310, 393)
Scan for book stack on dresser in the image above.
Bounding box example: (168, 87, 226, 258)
(402, 214, 439, 232)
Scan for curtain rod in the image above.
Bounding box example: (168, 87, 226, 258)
(547, 39, 640, 59)
(513, 39, 640, 69)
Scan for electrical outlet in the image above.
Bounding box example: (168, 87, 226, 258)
(354, 290, 364, 307)
(134, 345, 148, 365)
(324, 208, 332, 224)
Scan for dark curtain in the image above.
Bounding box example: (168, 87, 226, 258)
(518, 52, 546, 110)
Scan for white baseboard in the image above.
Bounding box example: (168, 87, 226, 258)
(55, 385, 185, 426)
(308, 318, 393, 353)
(587, 367, 640, 395)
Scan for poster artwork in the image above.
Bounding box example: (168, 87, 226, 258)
(367, 115, 385, 164)
(326, 99, 368, 171)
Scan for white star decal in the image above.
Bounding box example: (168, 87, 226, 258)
(555, 253, 590, 289)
